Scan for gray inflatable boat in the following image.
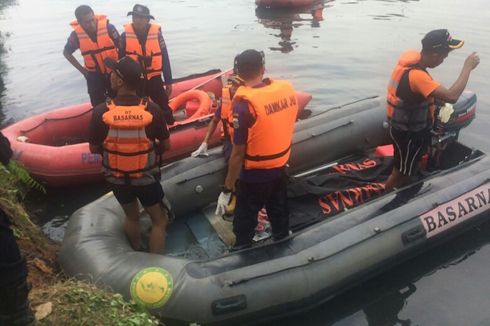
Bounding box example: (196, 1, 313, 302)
(60, 92, 490, 325)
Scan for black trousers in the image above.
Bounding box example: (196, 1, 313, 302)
(0, 210, 27, 287)
(86, 72, 115, 107)
(233, 173, 289, 248)
(142, 75, 175, 125)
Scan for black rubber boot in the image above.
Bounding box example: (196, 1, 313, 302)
(0, 279, 35, 326)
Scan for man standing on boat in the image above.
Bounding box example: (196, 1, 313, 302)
(88, 56, 171, 254)
(63, 5, 119, 107)
(385, 29, 480, 192)
(120, 4, 175, 125)
(215, 49, 298, 250)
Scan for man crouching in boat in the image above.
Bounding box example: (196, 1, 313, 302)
(385, 29, 480, 192)
(88, 56, 171, 254)
(215, 49, 298, 250)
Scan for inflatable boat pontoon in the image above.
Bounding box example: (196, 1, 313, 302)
(61, 91, 489, 325)
(2, 70, 311, 187)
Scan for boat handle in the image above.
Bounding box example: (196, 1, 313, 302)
(212, 295, 247, 315)
(402, 225, 426, 245)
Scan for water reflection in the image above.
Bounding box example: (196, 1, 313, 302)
(275, 221, 490, 325)
(0, 0, 16, 126)
(255, 1, 328, 53)
(363, 284, 415, 326)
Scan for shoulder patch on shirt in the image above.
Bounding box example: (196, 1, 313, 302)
(232, 113, 239, 129)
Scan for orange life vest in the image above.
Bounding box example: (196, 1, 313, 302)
(102, 99, 160, 185)
(124, 23, 163, 79)
(220, 84, 234, 140)
(70, 15, 118, 74)
(386, 50, 433, 132)
(233, 79, 299, 170)
(219, 76, 245, 140)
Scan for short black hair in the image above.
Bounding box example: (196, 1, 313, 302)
(235, 49, 264, 80)
(75, 5, 94, 22)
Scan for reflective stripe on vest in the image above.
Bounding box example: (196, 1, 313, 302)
(233, 79, 298, 170)
(124, 23, 163, 79)
(70, 15, 118, 74)
(102, 99, 160, 185)
(386, 50, 432, 132)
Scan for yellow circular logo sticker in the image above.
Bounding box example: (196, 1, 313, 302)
(130, 267, 173, 309)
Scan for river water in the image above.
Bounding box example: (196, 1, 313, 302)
(1, 0, 490, 325)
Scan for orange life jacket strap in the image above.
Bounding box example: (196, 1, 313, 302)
(101, 162, 157, 175)
(81, 45, 116, 56)
(102, 146, 154, 157)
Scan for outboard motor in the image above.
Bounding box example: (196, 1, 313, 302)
(434, 90, 477, 139)
(429, 90, 477, 170)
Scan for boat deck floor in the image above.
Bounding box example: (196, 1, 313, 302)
(141, 141, 483, 260)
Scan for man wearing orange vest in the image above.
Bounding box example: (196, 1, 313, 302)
(191, 65, 244, 160)
(63, 5, 119, 106)
(385, 29, 479, 192)
(120, 4, 175, 125)
(88, 56, 171, 254)
(215, 49, 299, 250)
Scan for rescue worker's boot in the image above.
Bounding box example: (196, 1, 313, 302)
(0, 278, 35, 326)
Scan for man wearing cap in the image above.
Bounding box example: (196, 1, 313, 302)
(63, 5, 120, 106)
(88, 56, 171, 254)
(215, 49, 299, 250)
(385, 29, 480, 192)
(120, 4, 175, 125)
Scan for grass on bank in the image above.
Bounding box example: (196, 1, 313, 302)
(1, 162, 159, 325)
(30, 280, 159, 326)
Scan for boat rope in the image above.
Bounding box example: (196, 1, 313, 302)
(320, 95, 379, 115)
(20, 108, 94, 134)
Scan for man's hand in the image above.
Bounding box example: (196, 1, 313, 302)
(215, 191, 232, 216)
(464, 52, 480, 71)
(191, 142, 208, 157)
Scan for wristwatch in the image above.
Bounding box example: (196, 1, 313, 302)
(222, 186, 232, 194)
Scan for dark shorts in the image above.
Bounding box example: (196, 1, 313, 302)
(112, 182, 165, 207)
(390, 127, 431, 176)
